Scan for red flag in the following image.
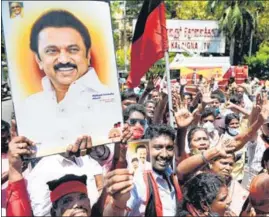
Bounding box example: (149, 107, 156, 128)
(127, 0, 168, 88)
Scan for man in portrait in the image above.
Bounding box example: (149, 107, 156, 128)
(9, 2, 23, 18)
(17, 9, 122, 155)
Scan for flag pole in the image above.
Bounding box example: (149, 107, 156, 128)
(164, 51, 174, 128)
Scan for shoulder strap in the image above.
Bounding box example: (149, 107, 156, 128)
(143, 170, 163, 216)
(170, 174, 183, 201)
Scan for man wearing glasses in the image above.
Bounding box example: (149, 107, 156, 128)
(123, 104, 148, 140)
(9, 2, 23, 18)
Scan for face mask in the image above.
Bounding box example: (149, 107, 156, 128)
(227, 127, 240, 136)
(215, 108, 220, 116)
(202, 122, 215, 133)
(132, 126, 144, 139)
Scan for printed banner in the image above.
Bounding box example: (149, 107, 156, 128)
(167, 19, 226, 53)
(2, 1, 123, 157)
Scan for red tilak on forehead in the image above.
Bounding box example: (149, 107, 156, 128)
(50, 181, 87, 203)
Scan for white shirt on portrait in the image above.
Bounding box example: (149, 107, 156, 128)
(126, 167, 176, 217)
(26, 154, 103, 216)
(17, 67, 122, 154)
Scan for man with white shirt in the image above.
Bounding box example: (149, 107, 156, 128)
(17, 9, 122, 154)
(103, 125, 183, 216)
(135, 144, 151, 171)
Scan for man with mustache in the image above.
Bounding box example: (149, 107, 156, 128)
(18, 9, 121, 154)
(103, 125, 183, 216)
(135, 144, 151, 171)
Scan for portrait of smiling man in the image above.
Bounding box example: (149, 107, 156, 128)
(17, 9, 122, 155)
(9, 2, 23, 18)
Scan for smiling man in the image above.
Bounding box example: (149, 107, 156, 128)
(18, 10, 121, 153)
(125, 125, 183, 216)
(10, 2, 23, 18)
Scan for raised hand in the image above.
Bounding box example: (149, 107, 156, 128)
(173, 107, 194, 129)
(8, 136, 35, 182)
(201, 85, 214, 106)
(258, 101, 269, 123)
(214, 136, 236, 158)
(145, 76, 155, 92)
(104, 169, 134, 204)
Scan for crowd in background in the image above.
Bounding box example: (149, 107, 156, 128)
(1, 74, 269, 217)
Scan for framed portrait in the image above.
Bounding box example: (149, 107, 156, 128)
(2, 1, 123, 158)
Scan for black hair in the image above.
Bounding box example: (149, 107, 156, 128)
(201, 108, 216, 120)
(1, 120, 10, 154)
(261, 147, 269, 169)
(135, 144, 147, 153)
(187, 126, 209, 148)
(183, 92, 193, 100)
(123, 104, 146, 122)
(144, 100, 156, 107)
(210, 94, 221, 103)
(144, 124, 176, 141)
(228, 77, 235, 84)
(229, 94, 243, 105)
(224, 113, 240, 126)
(121, 90, 138, 102)
(30, 10, 91, 59)
(131, 157, 139, 163)
(176, 173, 226, 217)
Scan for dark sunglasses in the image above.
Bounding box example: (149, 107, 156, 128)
(127, 119, 146, 126)
(11, 6, 21, 9)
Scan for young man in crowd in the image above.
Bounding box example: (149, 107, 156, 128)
(143, 100, 156, 125)
(200, 108, 219, 146)
(103, 125, 183, 216)
(121, 90, 138, 111)
(123, 104, 147, 140)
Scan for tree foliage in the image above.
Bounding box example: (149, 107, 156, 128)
(245, 41, 269, 79)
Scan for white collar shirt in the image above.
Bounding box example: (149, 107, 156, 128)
(127, 168, 176, 216)
(26, 154, 103, 216)
(17, 67, 121, 153)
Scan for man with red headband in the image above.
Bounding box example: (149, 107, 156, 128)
(6, 136, 91, 217)
(48, 174, 91, 217)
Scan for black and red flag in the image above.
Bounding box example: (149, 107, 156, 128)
(127, 0, 168, 88)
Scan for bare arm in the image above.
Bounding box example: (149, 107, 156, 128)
(234, 104, 269, 151)
(153, 93, 168, 124)
(177, 138, 235, 181)
(226, 102, 250, 118)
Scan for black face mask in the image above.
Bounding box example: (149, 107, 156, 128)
(262, 133, 269, 144)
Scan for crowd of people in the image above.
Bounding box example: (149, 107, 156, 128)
(1, 72, 269, 217)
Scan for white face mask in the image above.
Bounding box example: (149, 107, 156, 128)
(227, 127, 240, 136)
(203, 122, 215, 133)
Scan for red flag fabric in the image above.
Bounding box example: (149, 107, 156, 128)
(127, 0, 168, 88)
